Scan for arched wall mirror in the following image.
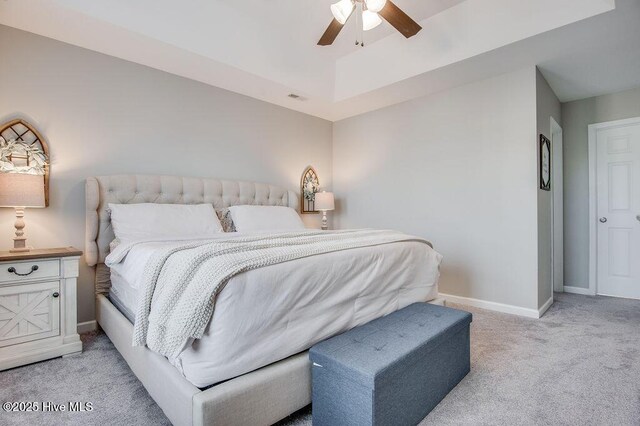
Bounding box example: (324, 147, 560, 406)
(300, 165, 319, 214)
(0, 119, 50, 206)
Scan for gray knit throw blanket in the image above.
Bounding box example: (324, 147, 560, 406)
(131, 229, 431, 360)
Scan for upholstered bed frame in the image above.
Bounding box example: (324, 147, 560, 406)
(85, 175, 311, 426)
(85, 174, 442, 426)
(86, 175, 300, 293)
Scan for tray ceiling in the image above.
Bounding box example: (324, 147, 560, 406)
(1, 0, 638, 121)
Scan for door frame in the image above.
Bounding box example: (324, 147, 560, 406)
(588, 116, 640, 296)
(550, 117, 563, 294)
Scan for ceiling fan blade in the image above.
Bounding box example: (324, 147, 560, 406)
(318, 18, 344, 46)
(378, 0, 422, 38)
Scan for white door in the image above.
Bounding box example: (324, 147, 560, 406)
(596, 121, 640, 299)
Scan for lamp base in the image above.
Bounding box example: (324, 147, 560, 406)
(10, 244, 30, 253)
(10, 207, 31, 253)
(10, 248, 31, 253)
(321, 211, 328, 231)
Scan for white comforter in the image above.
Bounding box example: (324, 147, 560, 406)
(106, 231, 442, 388)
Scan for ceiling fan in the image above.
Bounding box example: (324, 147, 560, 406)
(318, 0, 422, 46)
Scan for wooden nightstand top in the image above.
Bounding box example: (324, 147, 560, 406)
(0, 247, 82, 262)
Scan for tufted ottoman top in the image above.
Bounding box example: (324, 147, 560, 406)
(310, 303, 472, 388)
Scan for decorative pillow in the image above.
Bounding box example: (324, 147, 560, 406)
(216, 208, 236, 233)
(228, 205, 305, 233)
(108, 203, 223, 242)
(109, 238, 121, 253)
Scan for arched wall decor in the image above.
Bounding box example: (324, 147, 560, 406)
(0, 119, 50, 206)
(300, 165, 320, 214)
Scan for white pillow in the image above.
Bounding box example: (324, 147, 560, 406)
(228, 205, 305, 233)
(108, 203, 223, 242)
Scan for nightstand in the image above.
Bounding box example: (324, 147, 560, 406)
(0, 247, 83, 370)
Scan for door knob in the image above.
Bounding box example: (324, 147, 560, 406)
(599, 217, 608, 223)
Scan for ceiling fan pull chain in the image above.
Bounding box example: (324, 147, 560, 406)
(361, 1, 365, 47)
(355, 2, 361, 46)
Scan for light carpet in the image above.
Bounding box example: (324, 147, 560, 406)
(1, 293, 639, 425)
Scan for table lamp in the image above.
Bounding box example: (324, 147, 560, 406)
(0, 173, 46, 252)
(314, 191, 335, 231)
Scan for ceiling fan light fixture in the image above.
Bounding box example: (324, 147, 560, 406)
(362, 10, 382, 31)
(319, 0, 420, 46)
(330, 0, 355, 25)
(364, 0, 387, 13)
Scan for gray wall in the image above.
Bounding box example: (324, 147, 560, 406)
(333, 67, 541, 311)
(0, 23, 570, 319)
(536, 69, 561, 307)
(0, 25, 333, 324)
(562, 86, 640, 289)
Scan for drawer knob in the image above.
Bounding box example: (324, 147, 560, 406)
(52, 292, 60, 298)
(7, 265, 39, 276)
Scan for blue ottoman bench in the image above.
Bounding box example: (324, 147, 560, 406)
(309, 303, 472, 426)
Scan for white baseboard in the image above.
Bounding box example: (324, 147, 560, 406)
(538, 297, 554, 318)
(563, 286, 596, 296)
(428, 297, 446, 306)
(439, 293, 541, 319)
(77, 320, 98, 334)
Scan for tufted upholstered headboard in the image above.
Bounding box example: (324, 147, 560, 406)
(85, 174, 299, 291)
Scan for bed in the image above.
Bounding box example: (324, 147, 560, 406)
(85, 174, 443, 426)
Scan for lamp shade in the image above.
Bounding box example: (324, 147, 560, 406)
(362, 10, 382, 31)
(331, 0, 355, 25)
(365, 0, 387, 13)
(0, 173, 46, 208)
(315, 191, 335, 211)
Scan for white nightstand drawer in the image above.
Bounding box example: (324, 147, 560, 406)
(0, 260, 60, 284)
(0, 248, 81, 370)
(0, 281, 60, 348)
